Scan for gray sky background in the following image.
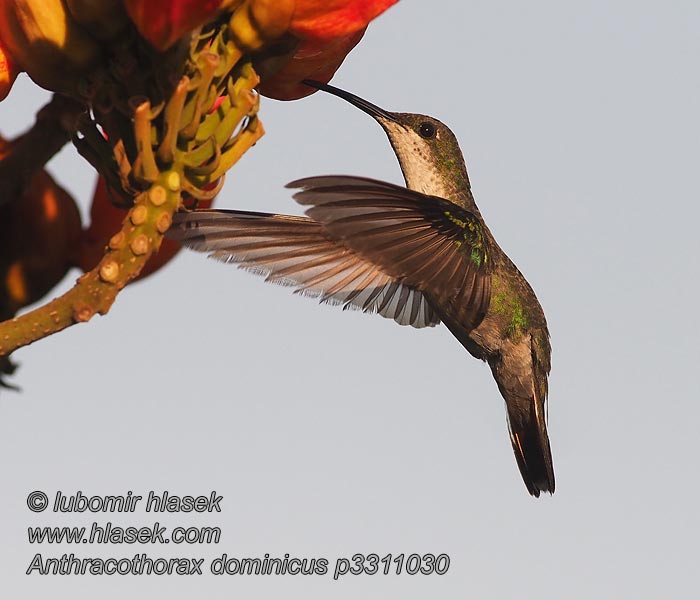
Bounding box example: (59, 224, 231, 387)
(1, 1, 699, 598)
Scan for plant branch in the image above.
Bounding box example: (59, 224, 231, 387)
(0, 95, 86, 207)
(0, 173, 181, 357)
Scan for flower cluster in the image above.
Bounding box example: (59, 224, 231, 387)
(0, 0, 397, 372)
(129, 0, 398, 98)
(1, 1, 396, 99)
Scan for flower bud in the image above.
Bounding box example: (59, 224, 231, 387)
(0, 139, 82, 314)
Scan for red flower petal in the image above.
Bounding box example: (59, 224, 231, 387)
(258, 29, 365, 100)
(123, 0, 228, 51)
(0, 43, 20, 102)
(290, 0, 398, 40)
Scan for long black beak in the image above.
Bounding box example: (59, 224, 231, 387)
(303, 80, 397, 122)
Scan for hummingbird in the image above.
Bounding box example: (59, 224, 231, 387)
(169, 80, 555, 496)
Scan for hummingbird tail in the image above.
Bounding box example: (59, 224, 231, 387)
(506, 400, 555, 497)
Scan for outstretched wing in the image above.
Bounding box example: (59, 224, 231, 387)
(169, 209, 440, 328)
(289, 175, 492, 331)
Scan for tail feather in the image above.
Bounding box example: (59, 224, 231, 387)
(507, 402, 555, 497)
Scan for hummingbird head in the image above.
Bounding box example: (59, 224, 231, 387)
(304, 80, 472, 204)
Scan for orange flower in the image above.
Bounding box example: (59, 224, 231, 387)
(123, 0, 231, 51)
(0, 41, 20, 101)
(124, 0, 397, 94)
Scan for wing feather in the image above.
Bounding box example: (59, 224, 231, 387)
(170, 174, 490, 331)
(170, 210, 440, 328)
(288, 176, 492, 330)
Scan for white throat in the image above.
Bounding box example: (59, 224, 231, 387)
(380, 121, 451, 199)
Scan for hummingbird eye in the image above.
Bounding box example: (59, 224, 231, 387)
(418, 122, 437, 139)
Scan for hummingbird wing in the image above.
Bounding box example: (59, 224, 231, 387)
(169, 209, 441, 328)
(289, 176, 492, 332)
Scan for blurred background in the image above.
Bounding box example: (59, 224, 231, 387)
(1, 1, 699, 598)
